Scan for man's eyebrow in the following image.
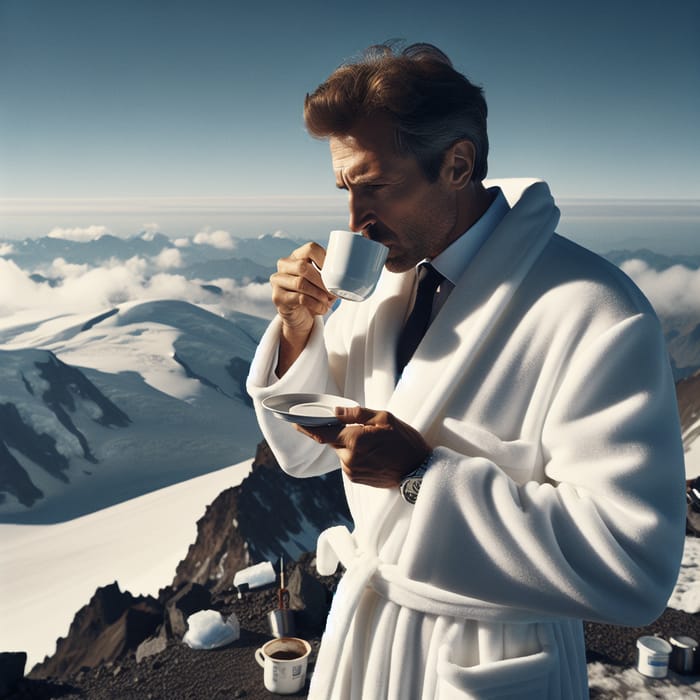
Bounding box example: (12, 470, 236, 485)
(335, 173, 385, 189)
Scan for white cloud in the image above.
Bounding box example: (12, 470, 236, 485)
(206, 278, 276, 319)
(193, 229, 235, 250)
(173, 238, 190, 248)
(0, 242, 15, 256)
(0, 259, 47, 313)
(47, 225, 110, 242)
(141, 223, 160, 235)
(48, 257, 90, 278)
(621, 260, 700, 315)
(153, 248, 183, 269)
(0, 254, 275, 321)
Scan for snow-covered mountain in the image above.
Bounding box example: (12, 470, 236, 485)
(0, 300, 268, 522)
(0, 231, 307, 522)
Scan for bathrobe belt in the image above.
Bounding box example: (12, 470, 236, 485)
(310, 525, 561, 697)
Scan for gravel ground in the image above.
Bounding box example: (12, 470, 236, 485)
(10, 605, 699, 699)
(10, 581, 323, 700)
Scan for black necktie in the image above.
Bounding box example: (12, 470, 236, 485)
(396, 263, 444, 375)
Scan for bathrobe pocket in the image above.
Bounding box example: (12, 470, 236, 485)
(437, 418, 540, 485)
(435, 624, 557, 700)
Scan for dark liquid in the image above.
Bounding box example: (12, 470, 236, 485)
(270, 650, 301, 660)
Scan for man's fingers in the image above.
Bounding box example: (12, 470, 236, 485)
(276, 257, 323, 287)
(333, 405, 380, 425)
(272, 271, 333, 304)
(294, 423, 344, 445)
(289, 241, 327, 268)
(270, 274, 335, 320)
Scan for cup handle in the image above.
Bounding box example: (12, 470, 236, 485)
(255, 648, 266, 668)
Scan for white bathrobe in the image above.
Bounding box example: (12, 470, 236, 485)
(247, 179, 686, 699)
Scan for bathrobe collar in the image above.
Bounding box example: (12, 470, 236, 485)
(361, 179, 560, 432)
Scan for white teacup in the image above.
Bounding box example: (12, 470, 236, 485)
(320, 230, 388, 301)
(255, 636, 311, 694)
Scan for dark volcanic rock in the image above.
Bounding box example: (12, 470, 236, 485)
(165, 583, 212, 638)
(677, 369, 700, 449)
(30, 582, 162, 680)
(0, 652, 26, 696)
(172, 441, 351, 594)
(287, 563, 332, 631)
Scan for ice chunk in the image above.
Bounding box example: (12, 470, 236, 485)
(233, 561, 276, 592)
(182, 609, 240, 649)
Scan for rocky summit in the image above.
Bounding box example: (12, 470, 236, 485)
(6, 441, 348, 698)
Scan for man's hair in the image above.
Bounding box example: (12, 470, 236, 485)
(304, 42, 489, 182)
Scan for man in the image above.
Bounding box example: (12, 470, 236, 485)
(247, 43, 686, 699)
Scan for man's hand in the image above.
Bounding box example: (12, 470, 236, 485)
(270, 242, 336, 376)
(296, 406, 431, 488)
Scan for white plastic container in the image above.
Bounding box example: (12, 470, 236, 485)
(636, 636, 672, 678)
(233, 560, 276, 594)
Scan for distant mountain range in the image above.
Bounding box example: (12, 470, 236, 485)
(3, 232, 300, 284)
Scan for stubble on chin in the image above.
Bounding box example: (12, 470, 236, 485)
(384, 257, 418, 274)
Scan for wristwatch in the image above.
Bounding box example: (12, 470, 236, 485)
(399, 452, 432, 505)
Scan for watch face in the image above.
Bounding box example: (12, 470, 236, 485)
(401, 478, 422, 505)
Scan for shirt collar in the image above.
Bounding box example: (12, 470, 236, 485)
(428, 187, 509, 286)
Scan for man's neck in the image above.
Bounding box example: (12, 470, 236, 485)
(440, 181, 496, 253)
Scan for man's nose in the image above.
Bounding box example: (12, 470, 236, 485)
(347, 191, 375, 233)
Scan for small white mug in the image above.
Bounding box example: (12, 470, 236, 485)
(320, 230, 388, 301)
(255, 636, 311, 694)
(636, 635, 672, 678)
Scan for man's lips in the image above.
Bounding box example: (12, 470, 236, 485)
(366, 233, 393, 249)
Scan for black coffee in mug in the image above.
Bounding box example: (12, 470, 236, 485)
(270, 650, 301, 660)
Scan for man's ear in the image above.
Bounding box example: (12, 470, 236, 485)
(441, 139, 475, 190)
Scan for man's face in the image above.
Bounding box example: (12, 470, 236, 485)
(329, 115, 460, 273)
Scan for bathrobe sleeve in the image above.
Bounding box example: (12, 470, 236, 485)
(246, 314, 341, 478)
(399, 310, 687, 627)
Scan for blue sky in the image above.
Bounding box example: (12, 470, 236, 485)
(0, 0, 698, 243)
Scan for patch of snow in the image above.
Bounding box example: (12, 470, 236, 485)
(667, 536, 700, 614)
(587, 661, 700, 697)
(182, 610, 240, 650)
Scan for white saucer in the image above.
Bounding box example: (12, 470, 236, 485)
(262, 393, 359, 426)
